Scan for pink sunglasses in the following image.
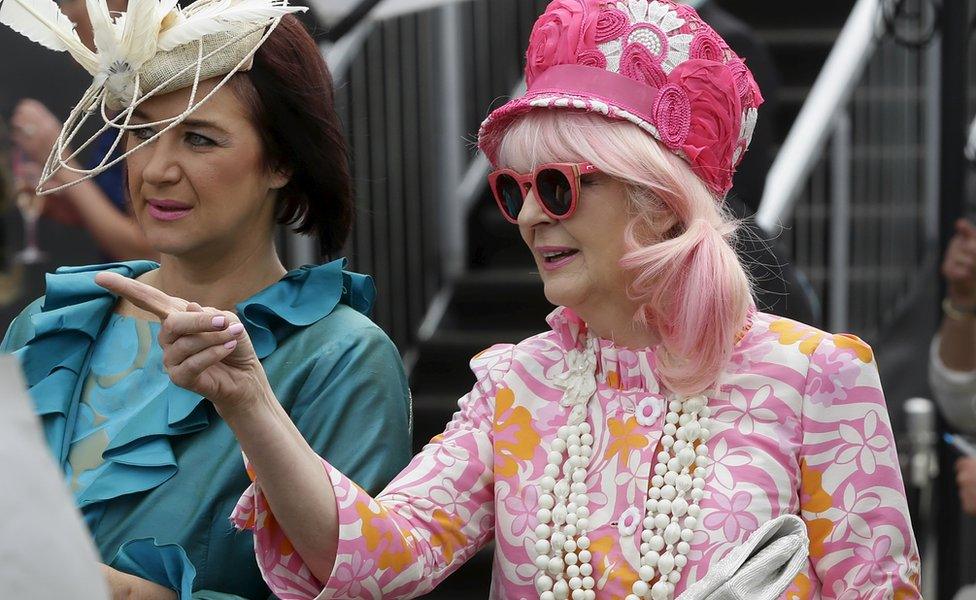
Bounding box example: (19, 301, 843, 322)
(488, 162, 600, 224)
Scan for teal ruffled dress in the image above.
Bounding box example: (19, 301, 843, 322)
(1, 260, 413, 599)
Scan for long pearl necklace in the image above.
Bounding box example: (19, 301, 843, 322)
(533, 342, 712, 600)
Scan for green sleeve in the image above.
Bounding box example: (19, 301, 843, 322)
(0, 297, 44, 353)
(290, 322, 412, 495)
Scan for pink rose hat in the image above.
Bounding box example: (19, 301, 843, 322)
(477, 0, 764, 197)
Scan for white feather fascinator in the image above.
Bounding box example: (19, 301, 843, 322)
(0, 0, 306, 193)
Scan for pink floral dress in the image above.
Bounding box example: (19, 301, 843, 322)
(231, 307, 922, 599)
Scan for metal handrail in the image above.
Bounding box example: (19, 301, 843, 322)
(755, 0, 882, 234)
(288, 1, 477, 270)
(319, 0, 475, 82)
(966, 113, 976, 162)
(320, 0, 385, 42)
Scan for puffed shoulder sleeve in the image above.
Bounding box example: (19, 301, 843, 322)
(232, 343, 516, 600)
(796, 333, 922, 598)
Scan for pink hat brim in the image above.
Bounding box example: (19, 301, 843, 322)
(478, 64, 666, 167)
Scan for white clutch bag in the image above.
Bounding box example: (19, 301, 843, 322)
(676, 514, 809, 600)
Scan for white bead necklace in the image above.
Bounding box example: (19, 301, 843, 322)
(533, 342, 712, 600)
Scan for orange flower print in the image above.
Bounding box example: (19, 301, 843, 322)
(430, 508, 468, 564)
(799, 460, 833, 558)
(586, 533, 638, 594)
(278, 530, 295, 556)
(800, 459, 832, 514)
(604, 416, 649, 462)
(769, 320, 825, 356)
(253, 504, 292, 556)
(241, 507, 257, 530)
(356, 500, 415, 572)
(586, 534, 615, 589)
(493, 388, 541, 478)
(806, 518, 832, 559)
(607, 370, 621, 390)
(785, 573, 812, 600)
(895, 585, 919, 600)
(607, 558, 639, 593)
(588, 534, 614, 556)
(833, 333, 874, 363)
(894, 563, 923, 600)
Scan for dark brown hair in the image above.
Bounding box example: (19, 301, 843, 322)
(230, 15, 353, 256)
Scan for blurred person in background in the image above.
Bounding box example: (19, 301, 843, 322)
(930, 218, 976, 514)
(0, 16, 88, 328)
(7, 0, 154, 262)
(10, 99, 154, 261)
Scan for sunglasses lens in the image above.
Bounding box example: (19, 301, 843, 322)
(536, 168, 574, 217)
(495, 174, 523, 221)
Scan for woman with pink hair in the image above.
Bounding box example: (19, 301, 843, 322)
(100, 1, 922, 598)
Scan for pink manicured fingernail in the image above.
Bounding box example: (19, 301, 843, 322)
(212, 316, 226, 329)
(228, 323, 245, 335)
(224, 339, 238, 350)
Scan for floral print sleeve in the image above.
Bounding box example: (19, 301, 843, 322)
(797, 333, 921, 599)
(231, 344, 514, 600)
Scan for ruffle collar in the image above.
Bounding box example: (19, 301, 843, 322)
(15, 258, 373, 507)
(546, 306, 662, 393)
(237, 258, 374, 359)
(544, 305, 755, 393)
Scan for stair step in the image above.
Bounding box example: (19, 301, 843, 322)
(757, 28, 842, 47)
(410, 329, 538, 396)
(794, 203, 926, 220)
(417, 546, 494, 599)
(770, 43, 834, 88)
(440, 269, 551, 331)
(720, 0, 855, 30)
(412, 393, 462, 452)
(455, 268, 543, 287)
(468, 197, 535, 269)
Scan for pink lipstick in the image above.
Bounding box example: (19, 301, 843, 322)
(147, 199, 192, 222)
(537, 246, 580, 271)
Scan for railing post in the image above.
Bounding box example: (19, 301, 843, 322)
(829, 110, 852, 332)
(438, 3, 465, 279)
(285, 230, 317, 268)
(923, 28, 941, 248)
(755, 0, 880, 234)
(936, 1, 973, 597)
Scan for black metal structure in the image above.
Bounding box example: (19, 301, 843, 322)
(936, 1, 976, 597)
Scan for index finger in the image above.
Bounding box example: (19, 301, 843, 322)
(94, 272, 188, 319)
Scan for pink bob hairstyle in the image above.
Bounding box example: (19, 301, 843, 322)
(497, 110, 753, 395)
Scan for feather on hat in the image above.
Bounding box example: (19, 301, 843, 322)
(0, 0, 306, 193)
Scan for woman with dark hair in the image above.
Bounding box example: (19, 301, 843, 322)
(0, 4, 410, 599)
